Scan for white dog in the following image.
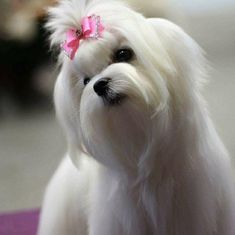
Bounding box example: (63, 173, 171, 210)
(38, 0, 235, 234)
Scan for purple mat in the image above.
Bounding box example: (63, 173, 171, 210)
(0, 209, 40, 235)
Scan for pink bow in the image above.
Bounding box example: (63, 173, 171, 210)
(61, 15, 104, 60)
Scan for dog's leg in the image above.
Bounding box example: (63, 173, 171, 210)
(37, 156, 88, 235)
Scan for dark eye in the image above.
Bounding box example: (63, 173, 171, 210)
(83, 77, 90, 86)
(113, 48, 134, 63)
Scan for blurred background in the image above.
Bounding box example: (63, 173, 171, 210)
(0, 0, 234, 213)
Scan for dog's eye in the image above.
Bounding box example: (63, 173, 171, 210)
(83, 77, 91, 86)
(113, 48, 134, 63)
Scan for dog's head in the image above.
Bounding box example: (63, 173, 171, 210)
(47, 0, 206, 173)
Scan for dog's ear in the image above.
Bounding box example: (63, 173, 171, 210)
(54, 70, 84, 167)
(147, 18, 207, 91)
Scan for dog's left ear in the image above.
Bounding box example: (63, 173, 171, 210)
(147, 18, 207, 90)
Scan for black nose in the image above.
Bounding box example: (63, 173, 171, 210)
(93, 78, 110, 96)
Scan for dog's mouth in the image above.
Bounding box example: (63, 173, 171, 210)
(102, 90, 126, 106)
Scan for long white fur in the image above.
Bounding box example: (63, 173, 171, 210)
(38, 0, 235, 234)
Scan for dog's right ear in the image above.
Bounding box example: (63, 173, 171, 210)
(54, 68, 84, 167)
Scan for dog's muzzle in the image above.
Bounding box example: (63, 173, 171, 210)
(93, 78, 125, 105)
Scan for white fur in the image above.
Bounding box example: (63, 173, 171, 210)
(38, 0, 235, 234)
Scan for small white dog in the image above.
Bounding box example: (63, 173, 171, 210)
(38, 0, 235, 234)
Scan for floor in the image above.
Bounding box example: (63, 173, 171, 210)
(0, 8, 235, 212)
(0, 112, 65, 211)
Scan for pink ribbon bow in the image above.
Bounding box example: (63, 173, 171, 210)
(61, 15, 104, 60)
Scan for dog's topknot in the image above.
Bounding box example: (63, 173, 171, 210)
(46, 0, 133, 48)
